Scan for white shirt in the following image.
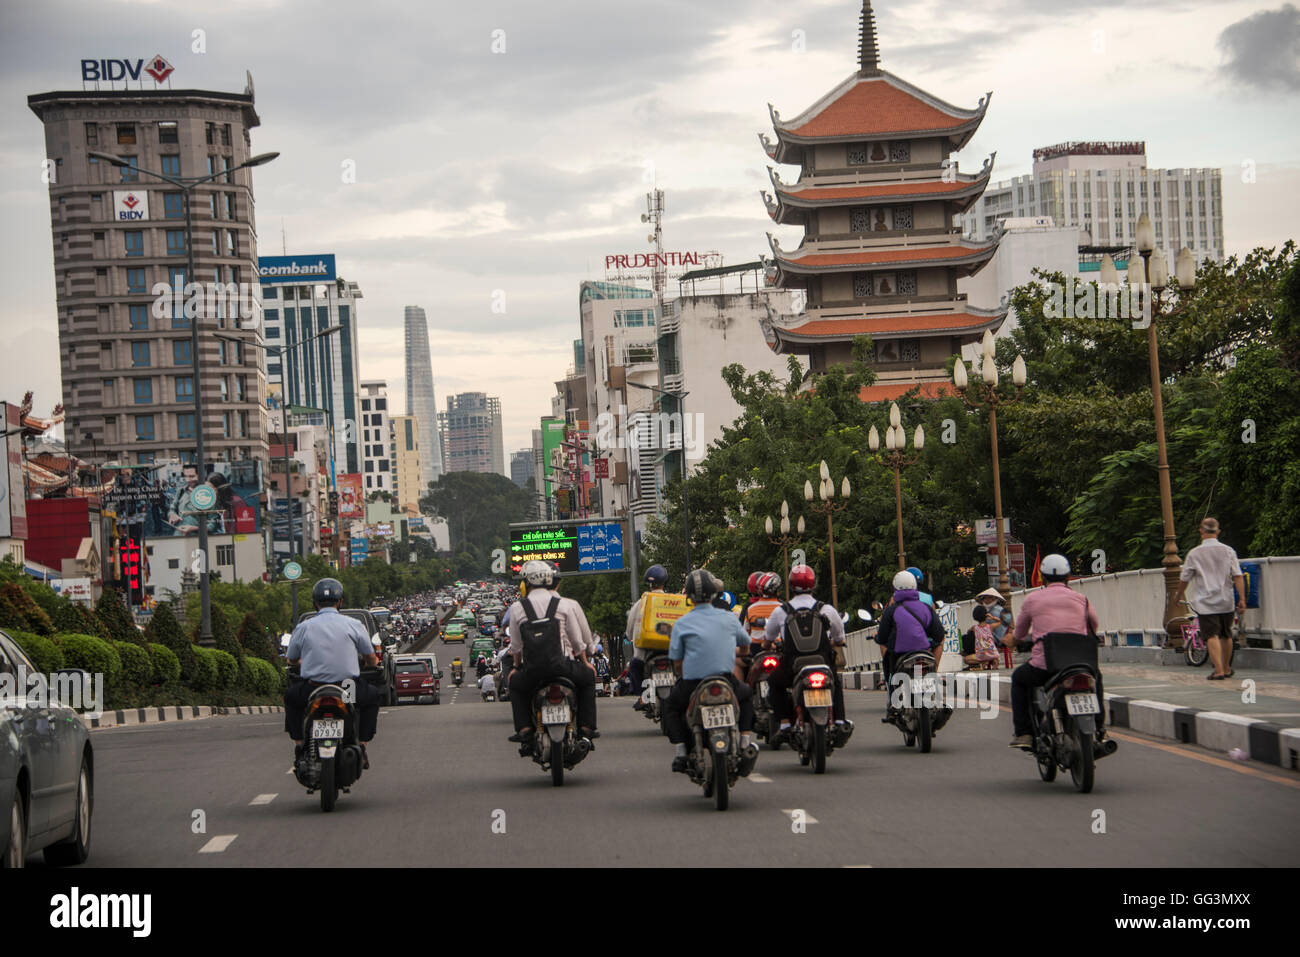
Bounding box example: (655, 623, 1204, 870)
(765, 594, 846, 645)
(1181, 538, 1243, 614)
(477, 674, 495, 693)
(507, 589, 595, 661)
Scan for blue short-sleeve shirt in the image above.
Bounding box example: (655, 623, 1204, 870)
(669, 604, 749, 680)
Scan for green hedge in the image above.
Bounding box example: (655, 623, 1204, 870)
(147, 643, 181, 685)
(54, 633, 121, 686)
(112, 640, 154, 689)
(243, 656, 282, 696)
(210, 649, 239, 690)
(190, 646, 219, 691)
(8, 629, 65, 674)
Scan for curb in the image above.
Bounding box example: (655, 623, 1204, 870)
(82, 704, 283, 730)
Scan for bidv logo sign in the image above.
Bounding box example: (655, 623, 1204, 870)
(114, 190, 149, 221)
(82, 55, 175, 83)
(257, 254, 337, 285)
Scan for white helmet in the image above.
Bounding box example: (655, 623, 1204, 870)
(1041, 553, 1071, 582)
(892, 570, 918, 591)
(521, 560, 556, 588)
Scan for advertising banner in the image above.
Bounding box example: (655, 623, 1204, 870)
(51, 578, 94, 604)
(113, 190, 149, 221)
(101, 460, 260, 540)
(986, 542, 1027, 589)
(975, 517, 1012, 546)
(256, 254, 336, 285)
(350, 536, 369, 564)
(337, 474, 364, 520)
(541, 418, 565, 494)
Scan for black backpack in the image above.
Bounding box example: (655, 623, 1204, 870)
(782, 600, 827, 656)
(518, 595, 564, 668)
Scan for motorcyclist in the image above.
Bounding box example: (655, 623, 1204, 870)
(744, 572, 784, 684)
(764, 565, 851, 742)
(626, 564, 669, 709)
(284, 578, 380, 768)
(506, 560, 599, 752)
(1007, 553, 1106, 749)
(477, 669, 496, 701)
(875, 569, 947, 724)
(664, 568, 758, 775)
(907, 566, 934, 607)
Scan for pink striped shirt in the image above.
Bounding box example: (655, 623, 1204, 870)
(1012, 583, 1099, 669)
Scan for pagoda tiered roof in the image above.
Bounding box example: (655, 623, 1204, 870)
(768, 302, 1007, 351)
(767, 234, 999, 283)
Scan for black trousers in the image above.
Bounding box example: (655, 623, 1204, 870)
(1011, 664, 1106, 737)
(284, 677, 378, 742)
(769, 656, 845, 723)
(509, 659, 597, 733)
(663, 675, 754, 745)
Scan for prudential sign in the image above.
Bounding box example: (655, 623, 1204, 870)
(257, 254, 337, 285)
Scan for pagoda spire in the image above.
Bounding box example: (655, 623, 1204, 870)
(858, 0, 881, 76)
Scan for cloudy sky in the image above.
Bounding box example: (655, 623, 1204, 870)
(2, 0, 1298, 454)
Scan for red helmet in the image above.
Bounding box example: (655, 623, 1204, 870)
(758, 572, 782, 596)
(746, 572, 763, 595)
(788, 564, 816, 594)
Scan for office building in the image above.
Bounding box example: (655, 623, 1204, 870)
(404, 306, 443, 488)
(759, 1, 1005, 400)
(359, 380, 392, 495)
(510, 449, 532, 488)
(438, 392, 505, 476)
(29, 79, 269, 466)
(390, 413, 423, 512)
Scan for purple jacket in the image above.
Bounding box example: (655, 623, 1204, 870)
(880, 589, 944, 653)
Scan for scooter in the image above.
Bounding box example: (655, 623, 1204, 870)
(451, 659, 464, 687)
(1023, 634, 1118, 793)
(680, 674, 756, 811)
(886, 651, 951, 753)
(789, 659, 852, 772)
(749, 651, 782, 749)
(642, 652, 676, 732)
(292, 669, 377, 812)
(525, 676, 591, 786)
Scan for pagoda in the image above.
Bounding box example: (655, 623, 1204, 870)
(759, 0, 1005, 400)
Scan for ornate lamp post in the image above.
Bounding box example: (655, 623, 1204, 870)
(1131, 214, 1197, 643)
(764, 500, 805, 600)
(953, 330, 1026, 602)
(803, 461, 850, 609)
(868, 402, 924, 571)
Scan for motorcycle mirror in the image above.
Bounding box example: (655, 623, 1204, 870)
(935, 600, 946, 610)
(857, 609, 872, 622)
(871, 601, 884, 612)
(841, 612, 850, 624)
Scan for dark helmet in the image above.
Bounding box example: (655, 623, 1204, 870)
(312, 577, 344, 606)
(683, 568, 721, 604)
(644, 564, 668, 589)
(789, 564, 816, 594)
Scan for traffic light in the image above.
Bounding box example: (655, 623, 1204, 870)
(121, 537, 144, 605)
(328, 490, 340, 519)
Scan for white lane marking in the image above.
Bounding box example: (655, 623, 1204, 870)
(843, 864, 874, 868)
(748, 773, 773, 783)
(781, 809, 818, 824)
(199, 835, 238, 853)
(249, 793, 277, 805)
(286, 768, 294, 774)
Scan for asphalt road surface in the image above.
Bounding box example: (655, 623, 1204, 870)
(66, 685, 1300, 867)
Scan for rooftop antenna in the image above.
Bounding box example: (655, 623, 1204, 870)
(281, 218, 286, 255)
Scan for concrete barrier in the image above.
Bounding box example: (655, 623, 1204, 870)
(1193, 711, 1255, 754)
(82, 704, 280, 730)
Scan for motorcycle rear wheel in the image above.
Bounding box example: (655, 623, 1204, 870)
(918, 709, 932, 754)
(550, 739, 565, 787)
(1070, 726, 1095, 793)
(320, 759, 338, 812)
(812, 723, 827, 774)
(713, 752, 729, 811)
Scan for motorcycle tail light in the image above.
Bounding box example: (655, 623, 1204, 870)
(547, 685, 566, 702)
(761, 656, 779, 669)
(310, 696, 345, 713)
(808, 672, 828, 689)
(1064, 674, 1095, 692)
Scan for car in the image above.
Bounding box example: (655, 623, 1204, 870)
(442, 621, 466, 643)
(392, 657, 439, 704)
(1, 628, 95, 868)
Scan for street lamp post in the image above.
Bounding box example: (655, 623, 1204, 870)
(803, 461, 850, 609)
(868, 402, 924, 570)
(1131, 215, 1198, 643)
(90, 149, 278, 645)
(217, 324, 340, 624)
(764, 500, 805, 599)
(953, 330, 1026, 602)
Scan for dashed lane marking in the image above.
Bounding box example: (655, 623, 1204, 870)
(748, 773, 773, 783)
(199, 835, 238, 853)
(781, 809, 818, 824)
(249, 793, 277, 805)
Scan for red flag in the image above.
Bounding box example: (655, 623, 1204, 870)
(1031, 546, 1042, 588)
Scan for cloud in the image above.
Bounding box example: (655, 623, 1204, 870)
(1218, 3, 1300, 90)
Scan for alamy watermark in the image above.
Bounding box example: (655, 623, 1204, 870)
(594, 405, 707, 461)
(889, 667, 999, 718)
(1043, 276, 1152, 329)
(151, 280, 261, 326)
(0, 666, 105, 718)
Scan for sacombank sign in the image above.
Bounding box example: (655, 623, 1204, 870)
(257, 255, 337, 285)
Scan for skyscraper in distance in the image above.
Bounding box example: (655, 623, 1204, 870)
(403, 305, 443, 491)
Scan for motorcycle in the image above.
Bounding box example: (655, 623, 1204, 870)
(886, 651, 950, 753)
(789, 659, 852, 772)
(681, 674, 753, 810)
(293, 670, 376, 812)
(749, 651, 782, 749)
(525, 676, 591, 786)
(451, 660, 464, 687)
(1024, 633, 1118, 794)
(641, 652, 676, 732)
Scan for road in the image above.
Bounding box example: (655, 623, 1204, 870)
(67, 682, 1300, 868)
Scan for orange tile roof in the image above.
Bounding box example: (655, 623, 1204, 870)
(777, 312, 1001, 338)
(858, 382, 952, 402)
(787, 78, 971, 138)
(781, 243, 993, 268)
(779, 179, 978, 202)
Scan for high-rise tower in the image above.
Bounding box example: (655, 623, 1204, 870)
(403, 305, 442, 491)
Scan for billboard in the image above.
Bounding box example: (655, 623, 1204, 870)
(541, 418, 565, 494)
(99, 460, 260, 539)
(986, 542, 1027, 589)
(337, 474, 364, 520)
(256, 254, 337, 285)
(113, 190, 149, 221)
(508, 520, 625, 575)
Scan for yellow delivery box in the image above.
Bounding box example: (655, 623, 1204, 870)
(635, 592, 691, 650)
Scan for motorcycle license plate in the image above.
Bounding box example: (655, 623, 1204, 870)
(804, 689, 832, 708)
(312, 719, 343, 739)
(1066, 694, 1099, 715)
(541, 704, 570, 725)
(652, 671, 675, 687)
(758, 680, 770, 696)
(702, 705, 735, 729)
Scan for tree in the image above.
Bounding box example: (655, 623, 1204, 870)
(236, 610, 278, 664)
(143, 602, 195, 680)
(95, 588, 142, 646)
(420, 472, 532, 556)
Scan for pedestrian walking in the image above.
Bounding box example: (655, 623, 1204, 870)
(1173, 517, 1246, 680)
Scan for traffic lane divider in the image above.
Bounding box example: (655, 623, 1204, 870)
(82, 704, 283, 730)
